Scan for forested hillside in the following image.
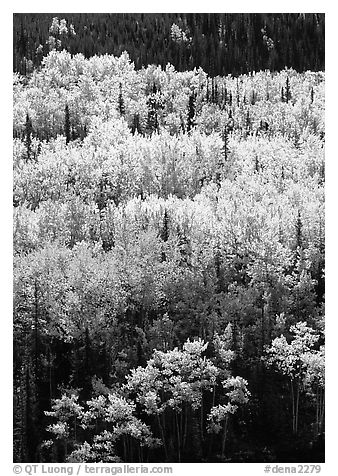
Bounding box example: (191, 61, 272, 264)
(13, 13, 325, 76)
(13, 15, 325, 464)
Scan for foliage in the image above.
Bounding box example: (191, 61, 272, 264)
(13, 23, 325, 463)
(13, 14, 324, 76)
(45, 338, 249, 462)
(265, 323, 324, 435)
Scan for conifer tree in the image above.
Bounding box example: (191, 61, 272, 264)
(211, 77, 215, 103)
(216, 125, 230, 187)
(25, 113, 33, 160)
(286, 76, 291, 103)
(222, 124, 229, 162)
(64, 104, 71, 144)
(214, 79, 218, 103)
(161, 209, 169, 243)
(224, 87, 228, 105)
(160, 209, 169, 261)
(255, 154, 260, 172)
(147, 95, 159, 133)
(118, 82, 125, 116)
(296, 210, 303, 250)
(245, 109, 251, 136)
(131, 113, 142, 134)
(187, 93, 196, 132)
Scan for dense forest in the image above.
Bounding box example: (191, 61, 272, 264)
(13, 15, 325, 464)
(13, 13, 325, 76)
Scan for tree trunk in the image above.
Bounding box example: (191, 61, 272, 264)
(200, 398, 204, 444)
(157, 414, 168, 460)
(290, 378, 300, 435)
(290, 378, 296, 434)
(175, 411, 181, 462)
(221, 415, 229, 459)
(295, 383, 300, 434)
(183, 404, 188, 452)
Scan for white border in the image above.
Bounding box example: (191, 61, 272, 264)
(2, 3, 336, 473)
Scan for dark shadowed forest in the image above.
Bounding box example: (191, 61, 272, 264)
(13, 13, 324, 76)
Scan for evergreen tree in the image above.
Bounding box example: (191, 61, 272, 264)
(25, 113, 33, 161)
(255, 154, 260, 172)
(296, 209, 303, 250)
(214, 79, 218, 103)
(286, 76, 291, 103)
(64, 104, 71, 144)
(245, 109, 251, 136)
(224, 87, 228, 105)
(147, 95, 159, 133)
(187, 93, 196, 132)
(160, 209, 169, 261)
(131, 113, 142, 134)
(222, 124, 229, 162)
(211, 77, 215, 103)
(118, 82, 125, 116)
(229, 91, 232, 106)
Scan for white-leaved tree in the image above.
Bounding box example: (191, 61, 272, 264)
(125, 336, 249, 461)
(44, 336, 249, 462)
(265, 322, 324, 435)
(44, 392, 160, 463)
